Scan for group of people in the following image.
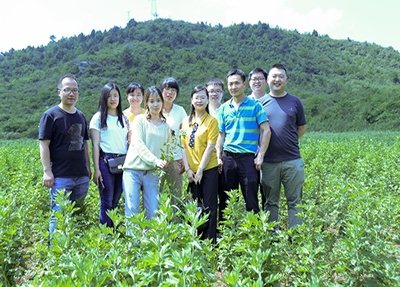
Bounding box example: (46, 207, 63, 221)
(39, 63, 306, 244)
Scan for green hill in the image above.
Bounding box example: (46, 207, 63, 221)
(0, 18, 399, 138)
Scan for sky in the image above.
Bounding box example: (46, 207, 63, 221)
(1, 0, 399, 54)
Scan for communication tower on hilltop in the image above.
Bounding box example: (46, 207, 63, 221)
(149, 0, 158, 19)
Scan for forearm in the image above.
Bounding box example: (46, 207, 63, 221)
(297, 125, 306, 139)
(39, 140, 52, 172)
(258, 123, 271, 158)
(216, 132, 225, 159)
(198, 144, 215, 170)
(84, 140, 91, 170)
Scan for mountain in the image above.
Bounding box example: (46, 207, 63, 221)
(0, 18, 399, 138)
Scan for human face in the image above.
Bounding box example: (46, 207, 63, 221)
(162, 87, 177, 105)
(107, 89, 120, 111)
(191, 90, 208, 112)
(147, 94, 163, 116)
(127, 88, 143, 108)
(58, 77, 79, 108)
(249, 72, 267, 95)
(206, 84, 223, 105)
(267, 68, 288, 95)
(227, 74, 246, 99)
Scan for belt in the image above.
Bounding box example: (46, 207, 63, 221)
(224, 151, 254, 158)
(100, 150, 125, 158)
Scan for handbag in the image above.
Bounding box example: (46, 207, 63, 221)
(105, 155, 126, 175)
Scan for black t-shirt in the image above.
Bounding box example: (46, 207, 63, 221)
(39, 106, 89, 178)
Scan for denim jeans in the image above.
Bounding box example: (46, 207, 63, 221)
(49, 176, 89, 236)
(99, 156, 123, 228)
(261, 158, 305, 230)
(123, 169, 159, 235)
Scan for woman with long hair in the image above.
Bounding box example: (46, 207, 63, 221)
(123, 86, 170, 234)
(90, 82, 129, 228)
(181, 85, 219, 243)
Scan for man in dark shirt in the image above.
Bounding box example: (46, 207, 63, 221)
(39, 74, 91, 238)
(259, 64, 306, 231)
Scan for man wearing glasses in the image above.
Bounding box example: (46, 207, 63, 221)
(248, 67, 270, 210)
(216, 69, 270, 213)
(205, 78, 224, 117)
(39, 74, 91, 240)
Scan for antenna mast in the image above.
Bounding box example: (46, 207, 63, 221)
(149, 0, 158, 19)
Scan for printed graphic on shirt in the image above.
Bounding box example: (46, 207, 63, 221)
(68, 123, 84, 151)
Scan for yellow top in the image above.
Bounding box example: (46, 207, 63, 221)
(181, 112, 218, 172)
(123, 108, 145, 123)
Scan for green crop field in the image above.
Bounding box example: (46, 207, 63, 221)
(1, 132, 399, 286)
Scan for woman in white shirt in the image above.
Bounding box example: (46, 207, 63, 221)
(123, 86, 170, 234)
(90, 83, 129, 228)
(160, 77, 187, 203)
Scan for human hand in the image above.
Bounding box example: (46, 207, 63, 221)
(194, 168, 203, 184)
(156, 159, 168, 169)
(43, 170, 54, 188)
(93, 170, 102, 186)
(218, 158, 223, 174)
(254, 154, 263, 171)
(187, 169, 195, 182)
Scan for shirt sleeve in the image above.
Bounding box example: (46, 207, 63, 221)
(207, 117, 219, 145)
(255, 102, 268, 125)
(38, 112, 53, 140)
(89, 112, 101, 132)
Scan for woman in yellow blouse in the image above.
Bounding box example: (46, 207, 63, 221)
(181, 85, 219, 243)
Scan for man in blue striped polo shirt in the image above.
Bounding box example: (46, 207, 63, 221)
(216, 68, 271, 213)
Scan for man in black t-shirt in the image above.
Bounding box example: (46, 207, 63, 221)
(39, 74, 91, 238)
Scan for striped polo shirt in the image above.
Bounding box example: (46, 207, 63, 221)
(218, 96, 268, 154)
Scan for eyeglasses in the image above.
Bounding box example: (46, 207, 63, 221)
(188, 123, 198, 148)
(251, 77, 265, 82)
(208, 89, 223, 94)
(62, 88, 79, 94)
(108, 95, 119, 100)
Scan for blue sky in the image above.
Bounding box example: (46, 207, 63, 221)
(1, 0, 399, 53)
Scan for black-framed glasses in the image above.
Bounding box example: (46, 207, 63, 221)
(251, 77, 265, 82)
(188, 123, 198, 148)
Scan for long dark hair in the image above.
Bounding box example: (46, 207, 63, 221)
(98, 82, 124, 129)
(188, 85, 210, 125)
(144, 86, 167, 122)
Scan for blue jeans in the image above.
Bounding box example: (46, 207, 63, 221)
(261, 158, 304, 230)
(99, 156, 123, 228)
(49, 176, 89, 236)
(123, 169, 160, 235)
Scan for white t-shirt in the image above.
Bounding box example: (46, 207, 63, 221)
(89, 112, 129, 154)
(163, 104, 187, 160)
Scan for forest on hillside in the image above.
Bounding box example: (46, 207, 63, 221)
(0, 18, 399, 139)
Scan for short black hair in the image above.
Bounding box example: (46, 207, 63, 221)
(226, 68, 246, 83)
(58, 74, 78, 90)
(205, 78, 224, 91)
(269, 63, 288, 78)
(160, 77, 180, 97)
(126, 82, 144, 95)
(248, 67, 268, 81)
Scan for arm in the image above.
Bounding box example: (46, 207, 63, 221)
(90, 129, 102, 185)
(194, 143, 216, 184)
(84, 140, 92, 180)
(39, 140, 54, 188)
(177, 122, 185, 174)
(254, 121, 271, 171)
(297, 125, 306, 139)
(181, 145, 195, 182)
(216, 132, 225, 174)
